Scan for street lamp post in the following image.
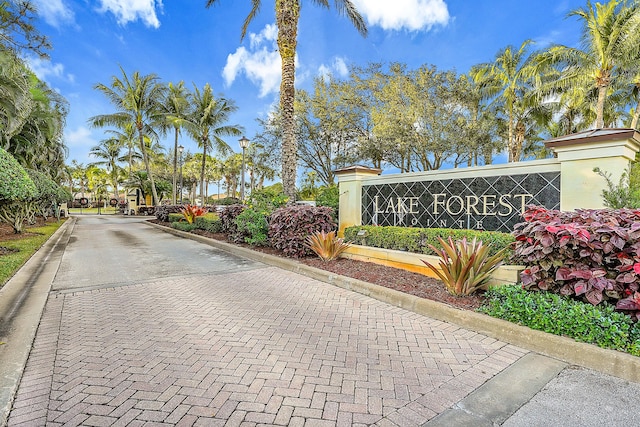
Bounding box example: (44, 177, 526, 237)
(178, 145, 184, 205)
(239, 136, 250, 202)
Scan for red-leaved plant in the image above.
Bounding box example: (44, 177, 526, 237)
(268, 205, 335, 258)
(180, 204, 207, 224)
(513, 206, 640, 320)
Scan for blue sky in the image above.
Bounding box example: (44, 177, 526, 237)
(30, 0, 586, 170)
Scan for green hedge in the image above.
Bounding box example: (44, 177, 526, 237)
(343, 225, 514, 258)
(479, 286, 640, 356)
(168, 213, 184, 223)
(194, 216, 222, 233)
(171, 221, 196, 232)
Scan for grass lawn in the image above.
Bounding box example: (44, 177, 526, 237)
(0, 220, 66, 288)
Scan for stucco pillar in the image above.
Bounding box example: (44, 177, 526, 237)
(335, 166, 382, 236)
(545, 129, 640, 211)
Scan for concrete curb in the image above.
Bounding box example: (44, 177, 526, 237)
(423, 353, 568, 427)
(148, 222, 640, 383)
(0, 217, 76, 426)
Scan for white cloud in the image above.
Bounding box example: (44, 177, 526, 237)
(223, 25, 282, 98)
(26, 56, 75, 84)
(352, 0, 450, 31)
(97, 0, 163, 28)
(32, 0, 74, 27)
(318, 56, 349, 79)
(65, 126, 97, 149)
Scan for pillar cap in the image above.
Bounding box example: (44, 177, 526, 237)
(334, 165, 382, 176)
(545, 128, 640, 149)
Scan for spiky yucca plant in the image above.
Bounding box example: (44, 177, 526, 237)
(305, 230, 351, 262)
(422, 237, 506, 296)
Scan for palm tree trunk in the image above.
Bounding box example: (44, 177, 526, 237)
(138, 131, 159, 206)
(595, 85, 607, 129)
(277, 0, 300, 204)
(508, 100, 516, 162)
(632, 100, 640, 130)
(200, 143, 207, 206)
(172, 127, 179, 205)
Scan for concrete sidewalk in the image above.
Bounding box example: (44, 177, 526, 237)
(2, 216, 640, 426)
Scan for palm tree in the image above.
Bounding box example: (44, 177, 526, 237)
(89, 138, 122, 199)
(184, 83, 241, 205)
(0, 51, 32, 148)
(2, 53, 69, 181)
(159, 81, 191, 204)
(534, 0, 640, 129)
(471, 40, 538, 162)
(103, 123, 141, 180)
(89, 66, 166, 205)
(205, 0, 367, 202)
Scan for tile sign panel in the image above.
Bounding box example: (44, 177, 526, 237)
(361, 172, 560, 233)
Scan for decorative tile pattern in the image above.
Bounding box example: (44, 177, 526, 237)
(362, 172, 560, 232)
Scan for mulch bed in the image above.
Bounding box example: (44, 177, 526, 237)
(186, 226, 485, 311)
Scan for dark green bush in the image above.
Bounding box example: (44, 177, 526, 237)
(215, 197, 240, 206)
(194, 216, 222, 233)
(343, 225, 513, 258)
(168, 213, 183, 223)
(171, 221, 197, 232)
(0, 148, 36, 202)
(479, 286, 639, 355)
(234, 208, 269, 246)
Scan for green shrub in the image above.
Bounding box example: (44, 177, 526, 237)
(248, 187, 288, 213)
(194, 216, 222, 233)
(315, 186, 339, 217)
(168, 213, 183, 223)
(479, 286, 639, 355)
(234, 208, 269, 246)
(171, 221, 197, 232)
(0, 148, 36, 202)
(215, 197, 240, 206)
(594, 164, 640, 208)
(344, 225, 513, 258)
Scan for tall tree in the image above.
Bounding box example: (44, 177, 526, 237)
(89, 66, 166, 205)
(534, 0, 640, 129)
(205, 0, 367, 202)
(103, 123, 141, 181)
(0, 0, 51, 58)
(184, 83, 241, 204)
(0, 50, 68, 180)
(159, 81, 191, 204)
(472, 40, 538, 162)
(89, 138, 122, 199)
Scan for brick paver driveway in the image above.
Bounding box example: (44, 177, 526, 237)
(7, 216, 527, 426)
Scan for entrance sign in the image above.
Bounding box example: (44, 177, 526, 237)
(336, 129, 640, 235)
(362, 172, 560, 232)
